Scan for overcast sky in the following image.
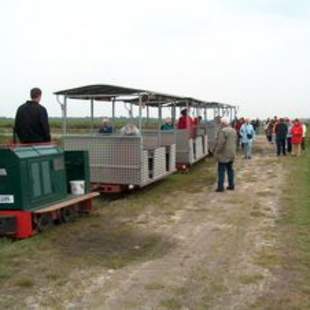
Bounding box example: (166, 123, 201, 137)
(0, 0, 309, 119)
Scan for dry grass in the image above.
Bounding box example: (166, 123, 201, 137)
(239, 273, 264, 285)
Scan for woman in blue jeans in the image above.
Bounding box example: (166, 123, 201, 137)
(240, 119, 255, 159)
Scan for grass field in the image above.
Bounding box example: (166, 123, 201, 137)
(0, 117, 162, 145)
(0, 117, 160, 144)
(0, 117, 159, 131)
(252, 143, 310, 309)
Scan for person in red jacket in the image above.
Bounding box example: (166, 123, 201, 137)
(192, 115, 202, 137)
(235, 117, 245, 150)
(177, 109, 193, 130)
(291, 119, 304, 157)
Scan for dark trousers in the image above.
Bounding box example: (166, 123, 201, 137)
(218, 161, 234, 190)
(287, 137, 292, 153)
(237, 135, 241, 150)
(276, 138, 286, 156)
(302, 138, 306, 151)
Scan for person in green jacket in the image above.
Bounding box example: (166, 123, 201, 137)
(161, 118, 174, 131)
(213, 117, 237, 192)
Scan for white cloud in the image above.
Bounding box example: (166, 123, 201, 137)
(0, 0, 309, 118)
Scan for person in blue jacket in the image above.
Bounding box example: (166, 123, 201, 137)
(240, 118, 255, 159)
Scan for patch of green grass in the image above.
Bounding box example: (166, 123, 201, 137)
(14, 277, 34, 288)
(0, 117, 161, 131)
(239, 273, 264, 285)
(173, 286, 188, 297)
(223, 197, 244, 205)
(252, 145, 310, 309)
(279, 151, 310, 261)
(136, 159, 215, 197)
(254, 249, 281, 269)
(250, 210, 266, 218)
(256, 190, 273, 197)
(241, 173, 258, 183)
(96, 159, 216, 221)
(266, 171, 278, 178)
(52, 218, 173, 269)
(46, 273, 61, 281)
(0, 268, 11, 280)
(160, 297, 182, 310)
(145, 282, 166, 290)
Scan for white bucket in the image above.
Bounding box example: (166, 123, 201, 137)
(70, 180, 85, 195)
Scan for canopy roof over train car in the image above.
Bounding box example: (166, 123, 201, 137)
(54, 83, 236, 109)
(116, 94, 236, 110)
(166, 98, 235, 110)
(54, 84, 184, 103)
(54, 83, 237, 134)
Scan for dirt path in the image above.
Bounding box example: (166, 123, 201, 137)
(26, 137, 285, 310)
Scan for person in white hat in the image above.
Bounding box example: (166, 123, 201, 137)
(98, 118, 113, 134)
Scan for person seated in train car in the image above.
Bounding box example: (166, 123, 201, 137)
(98, 118, 113, 134)
(193, 115, 202, 126)
(177, 109, 193, 130)
(161, 117, 174, 131)
(120, 123, 141, 136)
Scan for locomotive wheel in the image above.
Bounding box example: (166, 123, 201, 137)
(37, 214, 53, 232)
(61, 207, 78, 223)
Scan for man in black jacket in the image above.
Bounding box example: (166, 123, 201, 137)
(275, 118, 288, 156)
(14, 88, 51, 143)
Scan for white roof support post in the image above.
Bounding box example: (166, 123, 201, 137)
(138, 95, 142, 132)
(146, 105, 150, 126)
(63, 96, 67, 135)
(90, 98, 94, 132)
(186, 100, 189, 116)
(112, 97, 116, 133)
(57, 95, 67, 136)
(171, 102, 176, 125)
(158, 102, 162, 130)
(130, 103, 133, 122)
(158, 102, 162, 145)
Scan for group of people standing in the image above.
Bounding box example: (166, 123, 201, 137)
(213, 115, 308, 193)
(265, 117, 307, 157)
